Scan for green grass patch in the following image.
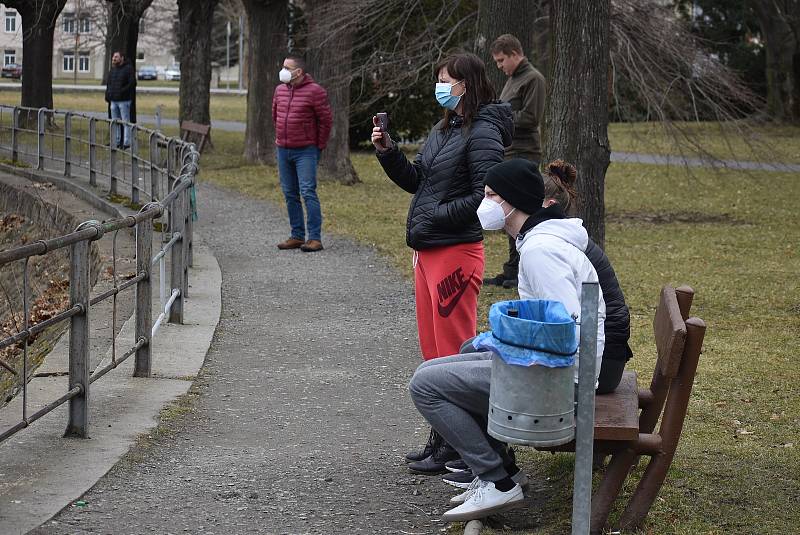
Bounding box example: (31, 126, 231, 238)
(0, 89, 247, 123)
(608, 121, 800, 164)
(199, 128, 800, 534)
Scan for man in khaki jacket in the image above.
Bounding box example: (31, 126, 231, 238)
(484, 34, 547, 289)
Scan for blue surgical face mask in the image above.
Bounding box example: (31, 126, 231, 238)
(435, 80, 464, 110)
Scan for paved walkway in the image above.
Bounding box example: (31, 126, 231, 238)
(27, 182, 472, 535)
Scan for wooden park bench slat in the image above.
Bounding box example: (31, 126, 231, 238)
(593, 371, 639, 441)
(180, 120, 213, 153)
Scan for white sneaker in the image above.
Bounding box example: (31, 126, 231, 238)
(449, 470, 528, 504)
(441, 480, 524, 522)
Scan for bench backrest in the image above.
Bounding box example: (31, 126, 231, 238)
(180, 121, 211, 152)
(640, 285, 696, 434)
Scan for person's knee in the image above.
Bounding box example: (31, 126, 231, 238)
(408, 364, 436, 402)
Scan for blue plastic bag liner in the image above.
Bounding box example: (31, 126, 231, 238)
(473, 300, 577, 367)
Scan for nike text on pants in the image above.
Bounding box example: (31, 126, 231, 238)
(414, 241, 484, 360)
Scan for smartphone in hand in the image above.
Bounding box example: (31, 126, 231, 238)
(377, 112, 388, 134)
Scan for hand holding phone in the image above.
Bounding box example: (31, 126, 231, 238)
(376, 112, 388, 133)
(371, 112, 392, 152)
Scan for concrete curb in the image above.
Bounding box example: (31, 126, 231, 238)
(0, 173, 222, 534)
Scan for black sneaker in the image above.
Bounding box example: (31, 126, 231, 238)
(445, 458, 470, 472)
(408, 442, 459, 475)
(482, 273, 506, 286)
(501, 278, 518, 289)
(405, 428, 441, 463)
(442, 468, 476, 488)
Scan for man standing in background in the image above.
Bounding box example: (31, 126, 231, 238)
(105, 51, 136, 149)
(483, 34, 546, 289)
(272, 53, 333, 253)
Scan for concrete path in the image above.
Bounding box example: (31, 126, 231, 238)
(23, 181, 470, 535)
(0, 170, 222, 535)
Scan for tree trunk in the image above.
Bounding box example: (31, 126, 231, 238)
(241, 0, 287, 164)
(305, 0, 359, 185)
(752, 0, 796, 122)
(104, 0, 153, 81)
(5, 0, 67, 125)
(177, 0, 218, 125)
(544, 0, 611, 248)
(103, 0, 153, 123)
(474, 0, 541, 94)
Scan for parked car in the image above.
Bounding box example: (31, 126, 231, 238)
(164, 64, 180, 81)
(1, 63, 22, 79)
(137, 65, 158, 80)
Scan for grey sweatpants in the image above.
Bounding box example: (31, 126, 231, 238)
(409, 352, 511, 482)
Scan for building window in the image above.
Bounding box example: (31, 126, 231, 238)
(4, 49, 15, 65)
(5, 10, 16, 32)
(63, 14, 75, 34)
(137, 52, 144, 61)
(79, 17, 90, 33)
(78, 53, 90, 72)
(63, 51, 75, 72)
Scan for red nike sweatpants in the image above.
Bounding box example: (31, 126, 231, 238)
(414, 242, 484, 360)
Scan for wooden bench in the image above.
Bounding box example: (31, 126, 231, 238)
(536, 284, 706, 534)
(180, 120, 213, 153)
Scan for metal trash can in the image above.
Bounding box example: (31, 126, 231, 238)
(473, 300, 578, 447)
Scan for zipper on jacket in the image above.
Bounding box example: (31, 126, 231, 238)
(406, 126, 456, 239)
(283, 85, 294, 146)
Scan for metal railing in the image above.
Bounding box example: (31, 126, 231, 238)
(0, 105, 199, 441)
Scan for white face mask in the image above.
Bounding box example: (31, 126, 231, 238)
(279, 67, 294, 83)
(477, 198, 515, 231)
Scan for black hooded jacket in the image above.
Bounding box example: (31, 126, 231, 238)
(377, 102, 514, 250)
(519, 205, 633, 362)
(105, 61, 136, 102)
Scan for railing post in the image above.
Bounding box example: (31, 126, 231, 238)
(64, 112, 72, 177)
(168, 186, 185, 324)
(182, 186, 190, 296)
(572, 282, 600, 535)
(88, 117, 97, 187)
(148, 132, 158, 200)
(134, 216, 153, 377)
(64, 228, 93, 439)
(130, 124, 139, 205)
(109, 119, 118, 196)
(166, 138, 177, 191)
(11, 106, 18, 163)
(36, 107, 45, 170)
(185, 180, 194, 267)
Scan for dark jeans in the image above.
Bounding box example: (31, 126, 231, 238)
(277, 145, 322, 241)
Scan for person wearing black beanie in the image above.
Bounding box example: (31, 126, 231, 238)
(483, 159, 545, 215)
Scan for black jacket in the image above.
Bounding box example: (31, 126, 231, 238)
(377, 102, 514, 250)
(520, 205, 633, 362)
(105, 62, 136, 102)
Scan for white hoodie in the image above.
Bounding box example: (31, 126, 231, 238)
(516, 218, 606, 383)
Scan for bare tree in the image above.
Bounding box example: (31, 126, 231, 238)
(304, 0, 359, 184)
(5, 0, 68, 122)
(544, 0, 611, 248)
(241, 0, 287, 164)
(177, 0, 219, 125)
(609, 0, 764, 157)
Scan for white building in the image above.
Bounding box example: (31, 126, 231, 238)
(0, 0, 178, 81)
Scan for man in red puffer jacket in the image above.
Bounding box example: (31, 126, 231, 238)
(271, 53, 333, 253)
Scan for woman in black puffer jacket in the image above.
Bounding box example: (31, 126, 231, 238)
(371, 53, 513, 363)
